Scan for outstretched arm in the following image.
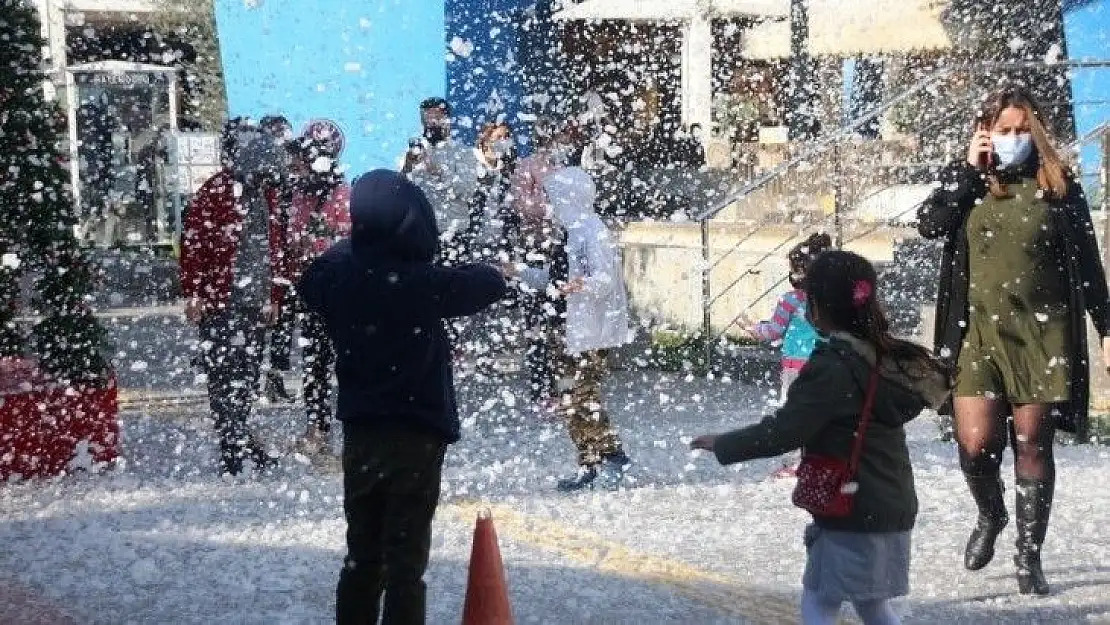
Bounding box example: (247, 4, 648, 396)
(692, 349, 860, 464)
(430, 264, 508, 319)
(750, 293, 800, 342)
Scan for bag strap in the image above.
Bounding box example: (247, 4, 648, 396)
(847, 363, 881, 476)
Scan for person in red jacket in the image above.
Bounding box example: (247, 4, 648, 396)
(180, 119, 289, 475)
(285, 129, 351, 466)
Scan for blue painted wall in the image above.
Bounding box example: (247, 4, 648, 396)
(214, 0, 447, 173)
(1064, 0, 1110, 194)
(445, 0, 563, 154)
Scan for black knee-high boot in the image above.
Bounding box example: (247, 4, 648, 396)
(1014, 477, 1054, 595)
(964, 473, 1009, 571)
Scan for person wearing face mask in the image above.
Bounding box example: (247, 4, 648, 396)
(918, 87, 1110, 596)
(509, 119, 578, 411)
(506, 167, 634, 491)
(464, 121, 518, 263)
(181, 123, 288, 476)
(400, 98, 477, 266)
(453, 122, 521, 372)
(258, 114, 298, 403)
(286, 127, 351, 469)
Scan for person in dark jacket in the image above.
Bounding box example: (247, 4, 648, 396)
(691, 251, 951, 625)
(181, 121, 286, 476)
(298, 169, 506, 625)
(917, 88, 1110, 596)
(258, 114, 298, 403)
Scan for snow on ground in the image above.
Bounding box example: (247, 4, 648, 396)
(2, 368, 1109, 624)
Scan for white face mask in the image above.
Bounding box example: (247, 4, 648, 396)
(991, 132, 1034, 169)
(491, 138, 513, 158)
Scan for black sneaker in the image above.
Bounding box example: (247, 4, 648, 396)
(249, 443, 278, 472)
(556, 466, 598, 492)
(605, 450, 633, 469)
(219, 448, 244, 477)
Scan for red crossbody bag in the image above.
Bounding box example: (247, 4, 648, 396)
(791, 364, 880, 518)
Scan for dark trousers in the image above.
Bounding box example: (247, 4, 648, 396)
(337, 422, 447, 625)
(199, 308, 266, 471)
(268, 294, 297, 372)
(526, 332, 553, 401)
(302, 311, 335, 433)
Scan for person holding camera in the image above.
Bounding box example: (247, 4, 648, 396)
(400, 98, 476, 266)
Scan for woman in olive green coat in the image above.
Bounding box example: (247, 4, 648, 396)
(917, 87, 1110, 595)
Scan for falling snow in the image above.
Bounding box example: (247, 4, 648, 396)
(1, 0, 1108, 624)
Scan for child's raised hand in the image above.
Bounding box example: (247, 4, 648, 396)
(689, 435, 718, 452)
(735, 314, 757, 334)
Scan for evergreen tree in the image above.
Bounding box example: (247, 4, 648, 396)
(0, 0, 107, 383)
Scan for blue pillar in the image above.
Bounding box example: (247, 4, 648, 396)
(1064, 0, 1110, 194)
(214, 0, 446, 172)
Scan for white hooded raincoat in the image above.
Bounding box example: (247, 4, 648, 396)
(519, 168, 632, 355)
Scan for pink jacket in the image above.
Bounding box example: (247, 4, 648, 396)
(289, 182, 351, 276)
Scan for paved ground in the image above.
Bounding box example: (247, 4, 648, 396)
(3, 358, 1110, 623)
(4, 306, 1109, 623)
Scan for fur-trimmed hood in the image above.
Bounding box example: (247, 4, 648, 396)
(830, 332, 953, 411)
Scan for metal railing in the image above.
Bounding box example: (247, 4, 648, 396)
(698, 59, 1110, 368)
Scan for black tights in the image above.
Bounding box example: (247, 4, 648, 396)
(954, 397, 1056, 482)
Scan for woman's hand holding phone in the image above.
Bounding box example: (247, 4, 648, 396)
(967, 129, 993, 170)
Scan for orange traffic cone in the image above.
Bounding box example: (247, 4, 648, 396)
(461, 509, 513, 625)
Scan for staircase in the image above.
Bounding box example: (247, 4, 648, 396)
(671, 59, 1110, 371)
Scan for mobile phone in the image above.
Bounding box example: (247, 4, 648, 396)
(976, 123, 995, 171)
(979, 149, 994, 171)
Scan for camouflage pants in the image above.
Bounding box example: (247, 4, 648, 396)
(559, 349, 623, 466)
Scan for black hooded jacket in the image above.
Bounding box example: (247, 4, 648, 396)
(298, 169, 506, 442)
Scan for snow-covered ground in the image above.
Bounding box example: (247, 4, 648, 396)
(2, 368, 1109, 624)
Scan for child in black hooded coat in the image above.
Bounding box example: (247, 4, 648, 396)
(299, 169, 506, 624)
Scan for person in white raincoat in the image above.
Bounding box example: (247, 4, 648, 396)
(510, 166, 633, 491)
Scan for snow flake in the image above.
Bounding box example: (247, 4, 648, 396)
(449, 36, 475, 59)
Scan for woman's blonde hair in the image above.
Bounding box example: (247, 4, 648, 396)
(975, 88, 1070, 200)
